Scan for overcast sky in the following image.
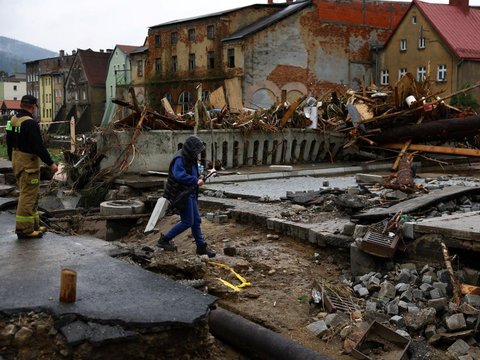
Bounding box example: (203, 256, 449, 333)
(1, 0, 477, 54)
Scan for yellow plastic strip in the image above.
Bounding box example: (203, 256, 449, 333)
(208, 261, 251, 291)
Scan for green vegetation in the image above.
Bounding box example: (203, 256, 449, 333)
(0, 143, 63, 163)
(450, 83, 480, 113)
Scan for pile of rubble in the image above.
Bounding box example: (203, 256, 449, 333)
(307, 260, 480, 359)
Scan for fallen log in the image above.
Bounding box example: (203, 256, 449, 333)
(370, 115, 480, 143)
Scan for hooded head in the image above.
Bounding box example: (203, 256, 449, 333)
(182, 135, 205, 160)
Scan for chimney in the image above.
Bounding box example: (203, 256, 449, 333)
(450, 0, 469, 12)
(100, 49, 104, 53)
(72, 49, 76, 55)
(59, 50, 65, 57)
(268, 0, 273, 3)
(106, 49, 113, 53)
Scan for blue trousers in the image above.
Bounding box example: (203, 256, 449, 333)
(164, 196, 205, 245)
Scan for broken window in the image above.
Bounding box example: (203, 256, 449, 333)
(137, 60, 143, 77)
(171, 32, 178, 45)
(171, 56, 177, 73)
(207, 25, 215, 39)
(227, 48, 235, 68)
(380, 70, 389, 85)
(417, 66, 426, 82)
(189, 53, 196, 71)
(155, 58, 162, 75)
(155, 35, 161, 47)
(400, 39, 407, 51)
(398, 68, 407, 80)
(179, 91, 193, 113)
(188, 28, 196, 42)
(437, 64, 447, 82)
(418, 37, 426, 49)
(207, 51, 215, 69)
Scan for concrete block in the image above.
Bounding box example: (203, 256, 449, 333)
(306, 320, 328, 337)
(355, 173, 384, 184)
(464, 294, 480, 307)
(214, 214, 228, 224)
(446, 313, 467, 331)
(342, 222, 356, 236)
(269, 165, 292, 172)
(447, 339, 470, 359)
(206, 212, 215, 221)
(390, 315, 404, 327)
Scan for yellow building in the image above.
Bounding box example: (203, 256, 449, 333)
(39, 74, 53, 126)
(379, 0, 480, 99)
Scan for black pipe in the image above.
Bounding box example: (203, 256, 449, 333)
(208, 307, 332, 360)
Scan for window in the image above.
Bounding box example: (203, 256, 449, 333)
(164, 93, 173, 105)
(110, 85, 113, 98)
(417, 66, 426, 81)
(155, 35, 161, 47)
(13, 85, 17, 91)
(400, 39, 407, 51)
(227, 48, 235, 68)
(380, 70, 389, 85)
(207, 51, 215, 69)
(188, 53, 196, 71)
(82, 91, 86, 100)
(418, 37, 426, 49)
(188, 29, 196, 42)
(202, 90, 210, 102)
(155, 58, 162, 74)
(207, 25, 215, 39)
(171, 56, 177, 73)
(398, 68, 407, 80)
(412, 16, 417, 24)
(437, 64, 447, 82)
(137, 60, 143, 77)
(179, 91, 193, 113)
(171, 32, 178, 44)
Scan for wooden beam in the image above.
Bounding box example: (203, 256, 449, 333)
(461, 283, 480, 296)
(383, 143, 480, 157)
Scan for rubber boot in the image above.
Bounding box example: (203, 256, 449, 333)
(156, 234, 177, 251)
(37, 226, 47, 233)
(17, 230, 43, 240)
(196, 243, 216, 258)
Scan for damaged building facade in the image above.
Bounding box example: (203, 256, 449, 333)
(141, 0, 409, 112)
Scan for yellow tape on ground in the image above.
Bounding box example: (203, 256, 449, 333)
(208, 261, 251, 291)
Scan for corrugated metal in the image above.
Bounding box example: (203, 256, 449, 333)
(416, 0, 480, 59)
(222, 0, 311, 42)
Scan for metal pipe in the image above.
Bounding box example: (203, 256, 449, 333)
(208, 307, 332, 360)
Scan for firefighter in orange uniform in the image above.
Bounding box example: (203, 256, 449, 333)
(6, 95, 58, 239)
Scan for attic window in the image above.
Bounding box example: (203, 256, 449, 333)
(155, 35, 161, 47)
(400, 39, 407, 52)
(412, 16, 417, 24)
(418, 37, 426, 49)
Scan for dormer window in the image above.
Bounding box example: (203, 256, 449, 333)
(400, 39, 407, 51)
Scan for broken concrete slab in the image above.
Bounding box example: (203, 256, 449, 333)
(0, 212, 215, 327)
(412, 212, 480, 249)
(353, 185, 480, 221)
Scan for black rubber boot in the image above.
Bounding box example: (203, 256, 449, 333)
(196, 243, 216, 258)
(156, 235, 177, 251)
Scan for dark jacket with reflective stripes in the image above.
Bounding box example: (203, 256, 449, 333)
(6, 109, 53, 166)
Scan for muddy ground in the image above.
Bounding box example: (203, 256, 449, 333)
(97, 208, 357, 359)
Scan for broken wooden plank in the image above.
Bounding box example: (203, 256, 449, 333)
(280, 95, 307, 127)
(461, 283, 480, 296)
(224, 78, 243, 112)
(209, 86, 227, 109)
(161, 97, 175, 115)
(144, 197, 170, 234)
(441, 242, 462, 305)
(392, 114, 425, 171)
(384, 143, 480, 157)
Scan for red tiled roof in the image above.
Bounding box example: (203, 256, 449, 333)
(117, 45, 141, 54)
(415, 0, 480, 60)
(78, 49, 110, 87)
(1, 100, 21, 109)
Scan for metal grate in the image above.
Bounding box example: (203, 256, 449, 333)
(324, 291, 361, 313)
(360, 230, 399, 258)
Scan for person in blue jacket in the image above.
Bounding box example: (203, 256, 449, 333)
(157, 135, 216, 257)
